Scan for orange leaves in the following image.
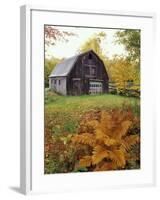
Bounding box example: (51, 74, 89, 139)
(92, 146, 110, 165)
(72, 109, 140, 171)
(72, 133, 96, 147)
(100, 111, 113, 133)
(123, 135, 140, 151)
(79, 156, 92, 167)
(113, 120, 132, 140)
(112, 150, 126, 168)
(121, 120, 132, 136)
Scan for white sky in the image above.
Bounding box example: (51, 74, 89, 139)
(45, 26, 127, 59)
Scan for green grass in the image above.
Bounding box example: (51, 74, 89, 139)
(45, 91, 140, 135)
(45, 90, 140, 114)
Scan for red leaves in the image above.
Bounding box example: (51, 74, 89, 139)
(44, 26, 77, 47)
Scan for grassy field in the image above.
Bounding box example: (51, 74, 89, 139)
(45, 90, 140, 135)
(45, 91, 140, 113)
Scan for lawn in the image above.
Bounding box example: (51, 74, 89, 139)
(45, 90, 140, 113)
(45, 90, 140, 136)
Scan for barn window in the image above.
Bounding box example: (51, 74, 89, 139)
(85, 65, 96, 76)
(91, 66, 96, 76)
(86, 66, 90, 75)
(59, 80, 61, 85)
(89, 81, 102, 94)
(88, 53, 92, 59)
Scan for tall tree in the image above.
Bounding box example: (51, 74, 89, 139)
(115, 30, 140, 66)
(107, 56, 140, 92)
(79, 32, 114, 78)
(78, 32, 106, 59)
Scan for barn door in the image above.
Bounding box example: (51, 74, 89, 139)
(73, 80, 82, 95)
(89, 81, 102, 94)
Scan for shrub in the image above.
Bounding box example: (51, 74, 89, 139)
(72, 109, 140, 171)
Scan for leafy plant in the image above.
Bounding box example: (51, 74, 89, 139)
(63, 120, 78, 133)
(72, 109, 140, 171)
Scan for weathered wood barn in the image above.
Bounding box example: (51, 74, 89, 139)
(49, 50, 109, 95)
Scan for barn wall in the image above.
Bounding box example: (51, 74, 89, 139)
(67, 51, 109, 95)
(50, 77, 67, 95)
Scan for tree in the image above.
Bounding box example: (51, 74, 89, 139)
(44, 26, 77, 87)
(115, 30, 140, 66)
(107, 56, 140, 92)
(78, 32, 111, 73)
(45, 26, 77, 49)
(78, 32, 106, 59)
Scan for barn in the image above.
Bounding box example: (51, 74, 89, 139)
(49, 50, 109, 95)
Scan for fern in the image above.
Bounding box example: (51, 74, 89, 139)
(72, 133, 96, 146)
(72, 109, 140, 171)
(79, 156, 92, 167)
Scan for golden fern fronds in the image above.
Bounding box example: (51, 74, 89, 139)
(100, 111, 114, 134)
(79, 156, 92, 167)
(86, 120, 99, 129)
(122, 135, 140, 151)
(92, 146, 111, 165)
(72, 109, 140, 171)
(95, 129, 117, 146)
(111, 149, 126, 168)
(94, 162, 118, 171)
(72, 133, 96, 146)
(78, 146, 125, 169)
(112, 120, 132, 140)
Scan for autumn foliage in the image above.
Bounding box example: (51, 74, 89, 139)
(45, 104, 140, 173)
(44, 27, 141, 174)
(72, 109, 140, 171)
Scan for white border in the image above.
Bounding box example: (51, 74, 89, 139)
(20, 5, 156, 195)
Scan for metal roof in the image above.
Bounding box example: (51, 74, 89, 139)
(49, 55, 79, 77)
(49, 50, 97, 78)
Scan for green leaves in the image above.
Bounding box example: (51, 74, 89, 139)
(44, 58, 62, 88)
(115, 30, 140, 65)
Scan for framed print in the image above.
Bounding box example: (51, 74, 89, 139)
(20, 5, 156, 195)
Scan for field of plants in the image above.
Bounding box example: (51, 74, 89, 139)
(44, 91, 140, 174)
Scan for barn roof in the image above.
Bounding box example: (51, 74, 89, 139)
(49, 50, 98, 78)
(49, 55, 79, 77)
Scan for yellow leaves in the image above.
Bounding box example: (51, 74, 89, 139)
(95, 128, 105, 139)
(107, 56, 140, 92)
(92, 145, 108, 164)
(73, 109, 140, 171)
(103, 137, 117, 146)
(123, 135, 140, 151)
(113, 120, 132, 140)
(95, 127, 117, 147)
(100, 111, 113, 133)
(79, 32, 106, 57)
(121, 120, 132, 136)
(112, 150, 126, 168)
(86, 120, 99, 129)
(72, 133, 96, 146)
(79, 156, 92, 167)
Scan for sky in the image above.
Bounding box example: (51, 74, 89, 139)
(45, 26, 127, 59)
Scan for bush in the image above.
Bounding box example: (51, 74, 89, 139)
(72, 109, 140, 172)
